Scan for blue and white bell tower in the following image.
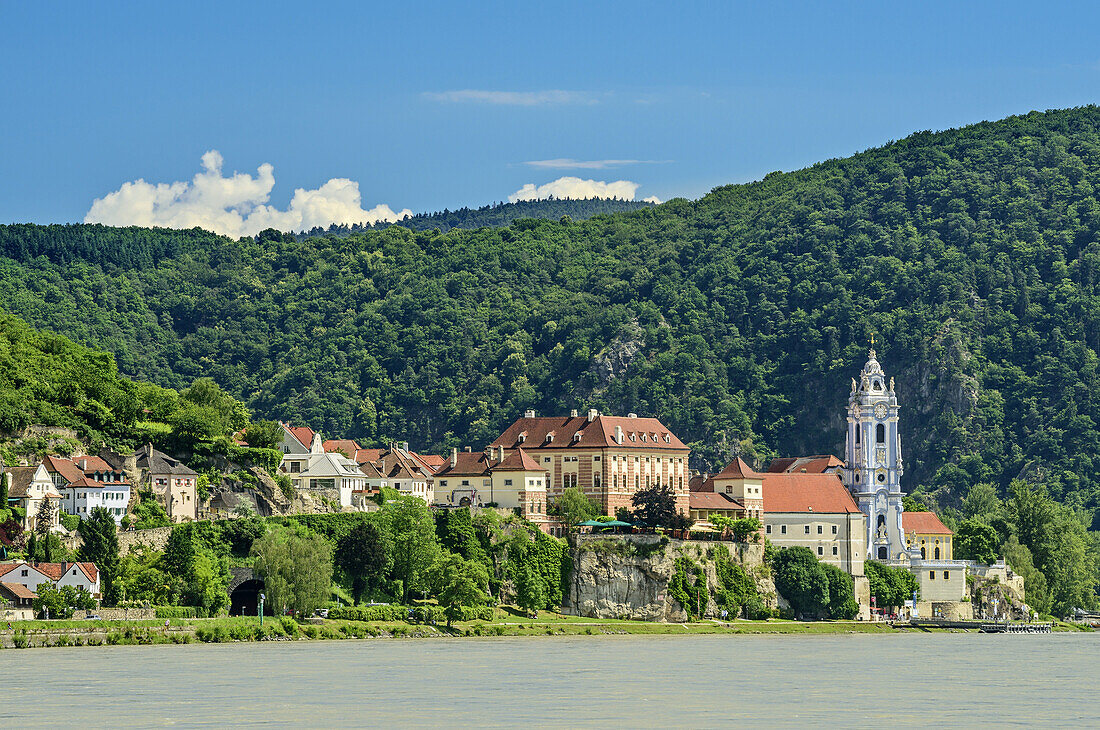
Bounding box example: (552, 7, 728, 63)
(843, 346, 908, 561)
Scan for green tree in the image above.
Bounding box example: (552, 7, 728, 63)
(954, 519, 1001, 564)
(822, 563, 859, 619)
(771, 547, 830, 618)
(33, 584, 95, 619)
(384, 497, 441, 602)
(630, 484, 678, 528)
(242, 419, 283, 450)
(251, 527, 334, 616)
(555, 487, 601, 527)
(865, 560, 919, 610)
(962, 483, 1002, 521)
(335, 521, 393, 604)
(181, 377, 250, 435)
(79, 507, 121, 606)
(426, 552, 490, 627)
(514, 563, 546, 618)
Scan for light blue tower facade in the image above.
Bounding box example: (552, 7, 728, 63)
(842, 348, 908, 561)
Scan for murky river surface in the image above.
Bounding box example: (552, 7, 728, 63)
(1, 633, 1096, 727)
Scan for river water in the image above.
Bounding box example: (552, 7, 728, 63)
(2, 633, 1096, 727)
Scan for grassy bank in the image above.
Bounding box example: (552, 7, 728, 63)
(0, 609, 905, 649)
(3, 608, 1086, 649)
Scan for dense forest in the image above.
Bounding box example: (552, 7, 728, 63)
(5, 107, 1100, 529)
(297, 197, 654, 237)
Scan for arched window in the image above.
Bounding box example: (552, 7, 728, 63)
(877, 546, 888, 560)
(934, 547, 941, 559)
(877, 515, 885, 528)
(876, 424, 885, 443)
(920, 547, 926, 559)
(855, 427, 861, 444)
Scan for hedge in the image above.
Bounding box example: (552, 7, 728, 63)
(328, 605, 494, 623)
(155, 606, 205, 618)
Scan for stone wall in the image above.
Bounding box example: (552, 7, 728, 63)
(117, 525, 175, 554)
(565, 534, 776, 622)
(73, 607, 156, 620)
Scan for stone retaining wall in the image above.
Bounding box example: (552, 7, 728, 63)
(117, 525, 175, 554)
(74, 607, 156, 620)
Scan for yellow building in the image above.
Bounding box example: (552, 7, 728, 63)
(902, 511, 953, 560)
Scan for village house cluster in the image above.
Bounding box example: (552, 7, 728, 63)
(2, 349, 1020, 620)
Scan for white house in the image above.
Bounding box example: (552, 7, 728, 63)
(0, 561, 100, 599)
(297, 452, 367, 508)
(44, 455, 131, 525)
(4, 465, 62, 532)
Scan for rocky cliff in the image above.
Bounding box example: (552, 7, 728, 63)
(565, 534, 776, 622)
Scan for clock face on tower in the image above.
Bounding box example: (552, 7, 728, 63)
(874, 402, 888, 419)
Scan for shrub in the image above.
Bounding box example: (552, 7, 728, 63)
(155, 606, 201, 619)
(12, 632, 28, 649)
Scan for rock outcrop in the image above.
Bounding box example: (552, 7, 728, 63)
(565, 533, 776, 622)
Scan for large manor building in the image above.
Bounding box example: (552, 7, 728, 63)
(489, 409, 691, 516)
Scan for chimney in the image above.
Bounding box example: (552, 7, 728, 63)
(498, 445, 505, 462)
(464, 446, 472, 453)
(450, 448, 458, 468)
(614, 425, 623, 444)
(628, 412, 638, 419)
(524, 409, 536, 419)
(401, 441, 409, 452)
(587, 408, 598, 422)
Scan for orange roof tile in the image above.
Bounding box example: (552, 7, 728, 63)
(493, 449, 543, 471)
(434, 452, 493, 478)
(0, 582, 36, 600)
(323, 439, 361, 456)
(42, 456, 85, 484)
(762, 473, 860, 514)
(902, 511, 953, 535)
(490, 414, 688, 452)
(287, 426, 316, 449)
(713, 457, 759, 479)
(767, 455, 845, 474)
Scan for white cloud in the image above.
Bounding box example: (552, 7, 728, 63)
(508, 176, 660, 203)
(423, 89, 597, 106)
(84, 150, 411, 237)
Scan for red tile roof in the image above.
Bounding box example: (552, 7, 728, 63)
(762, 473, 860, 514)
(689, 492, 745, 511)
(434, 452, 493, 478)
(73, 456, 113, 473)
(490, 414, 688, 451)
(767, 455, 845, 474)
(323, 439, 361, 456)
(418, 454, 448, 471)
(0, 581, 36, 600)
(902, 511, 953, 535)
(354, 449, 385, 465)
(493, 449, 542, 472)
(42, 456, 85, 484)
(287, 426, 316, 449)
(0, 561, 98, 583)
(713, 457, 759, 480)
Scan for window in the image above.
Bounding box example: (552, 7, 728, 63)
(765, 524, 772, 534)
(944, 571, 950, 580)
(725, 486, 732, 494)
(594, 474, 601, 488)
(504, 479, 513, 486)
(934, 547, 941, 559)
(876, 424, 885, 443)
(21, 569, 27, 577)
(440, 480, 448, 487)
(461, 480, 470, 486)
(781, 525, 787, 534)
(544, 457, 550, 463)
(804, 525, 810, 534)
(594, 456, 601, 462)
(832, 525, 838, 534)
(290, 462, 300, 473)
(817, 525, 823, 534)
(832, 546, 838, 555)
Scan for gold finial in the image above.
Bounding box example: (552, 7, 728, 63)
(871, 333, 875, 347)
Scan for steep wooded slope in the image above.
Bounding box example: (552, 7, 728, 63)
(5, 107, 1100, 516)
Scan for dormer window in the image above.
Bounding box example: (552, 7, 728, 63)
(574, 431, 583, 443)
(663, 433, 671, 443)
(641, 433, 648, 442)
(546, 433, 554, 443)
(630, 433, 636, 442)
(518, 432, 526, 444)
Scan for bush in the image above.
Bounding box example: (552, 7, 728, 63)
(280, 616, 299, 636)
(155, 606, 202, 619)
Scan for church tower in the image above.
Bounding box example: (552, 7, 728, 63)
(843, 346, 908, 561)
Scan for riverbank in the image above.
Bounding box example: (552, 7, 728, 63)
(1, 609, 1088, 649)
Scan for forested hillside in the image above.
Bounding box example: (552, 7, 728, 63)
(6, 107, 1100, 525)
(298, 197, 654, 237)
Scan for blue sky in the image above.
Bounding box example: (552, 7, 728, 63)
(3, 1, 1100, 232)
